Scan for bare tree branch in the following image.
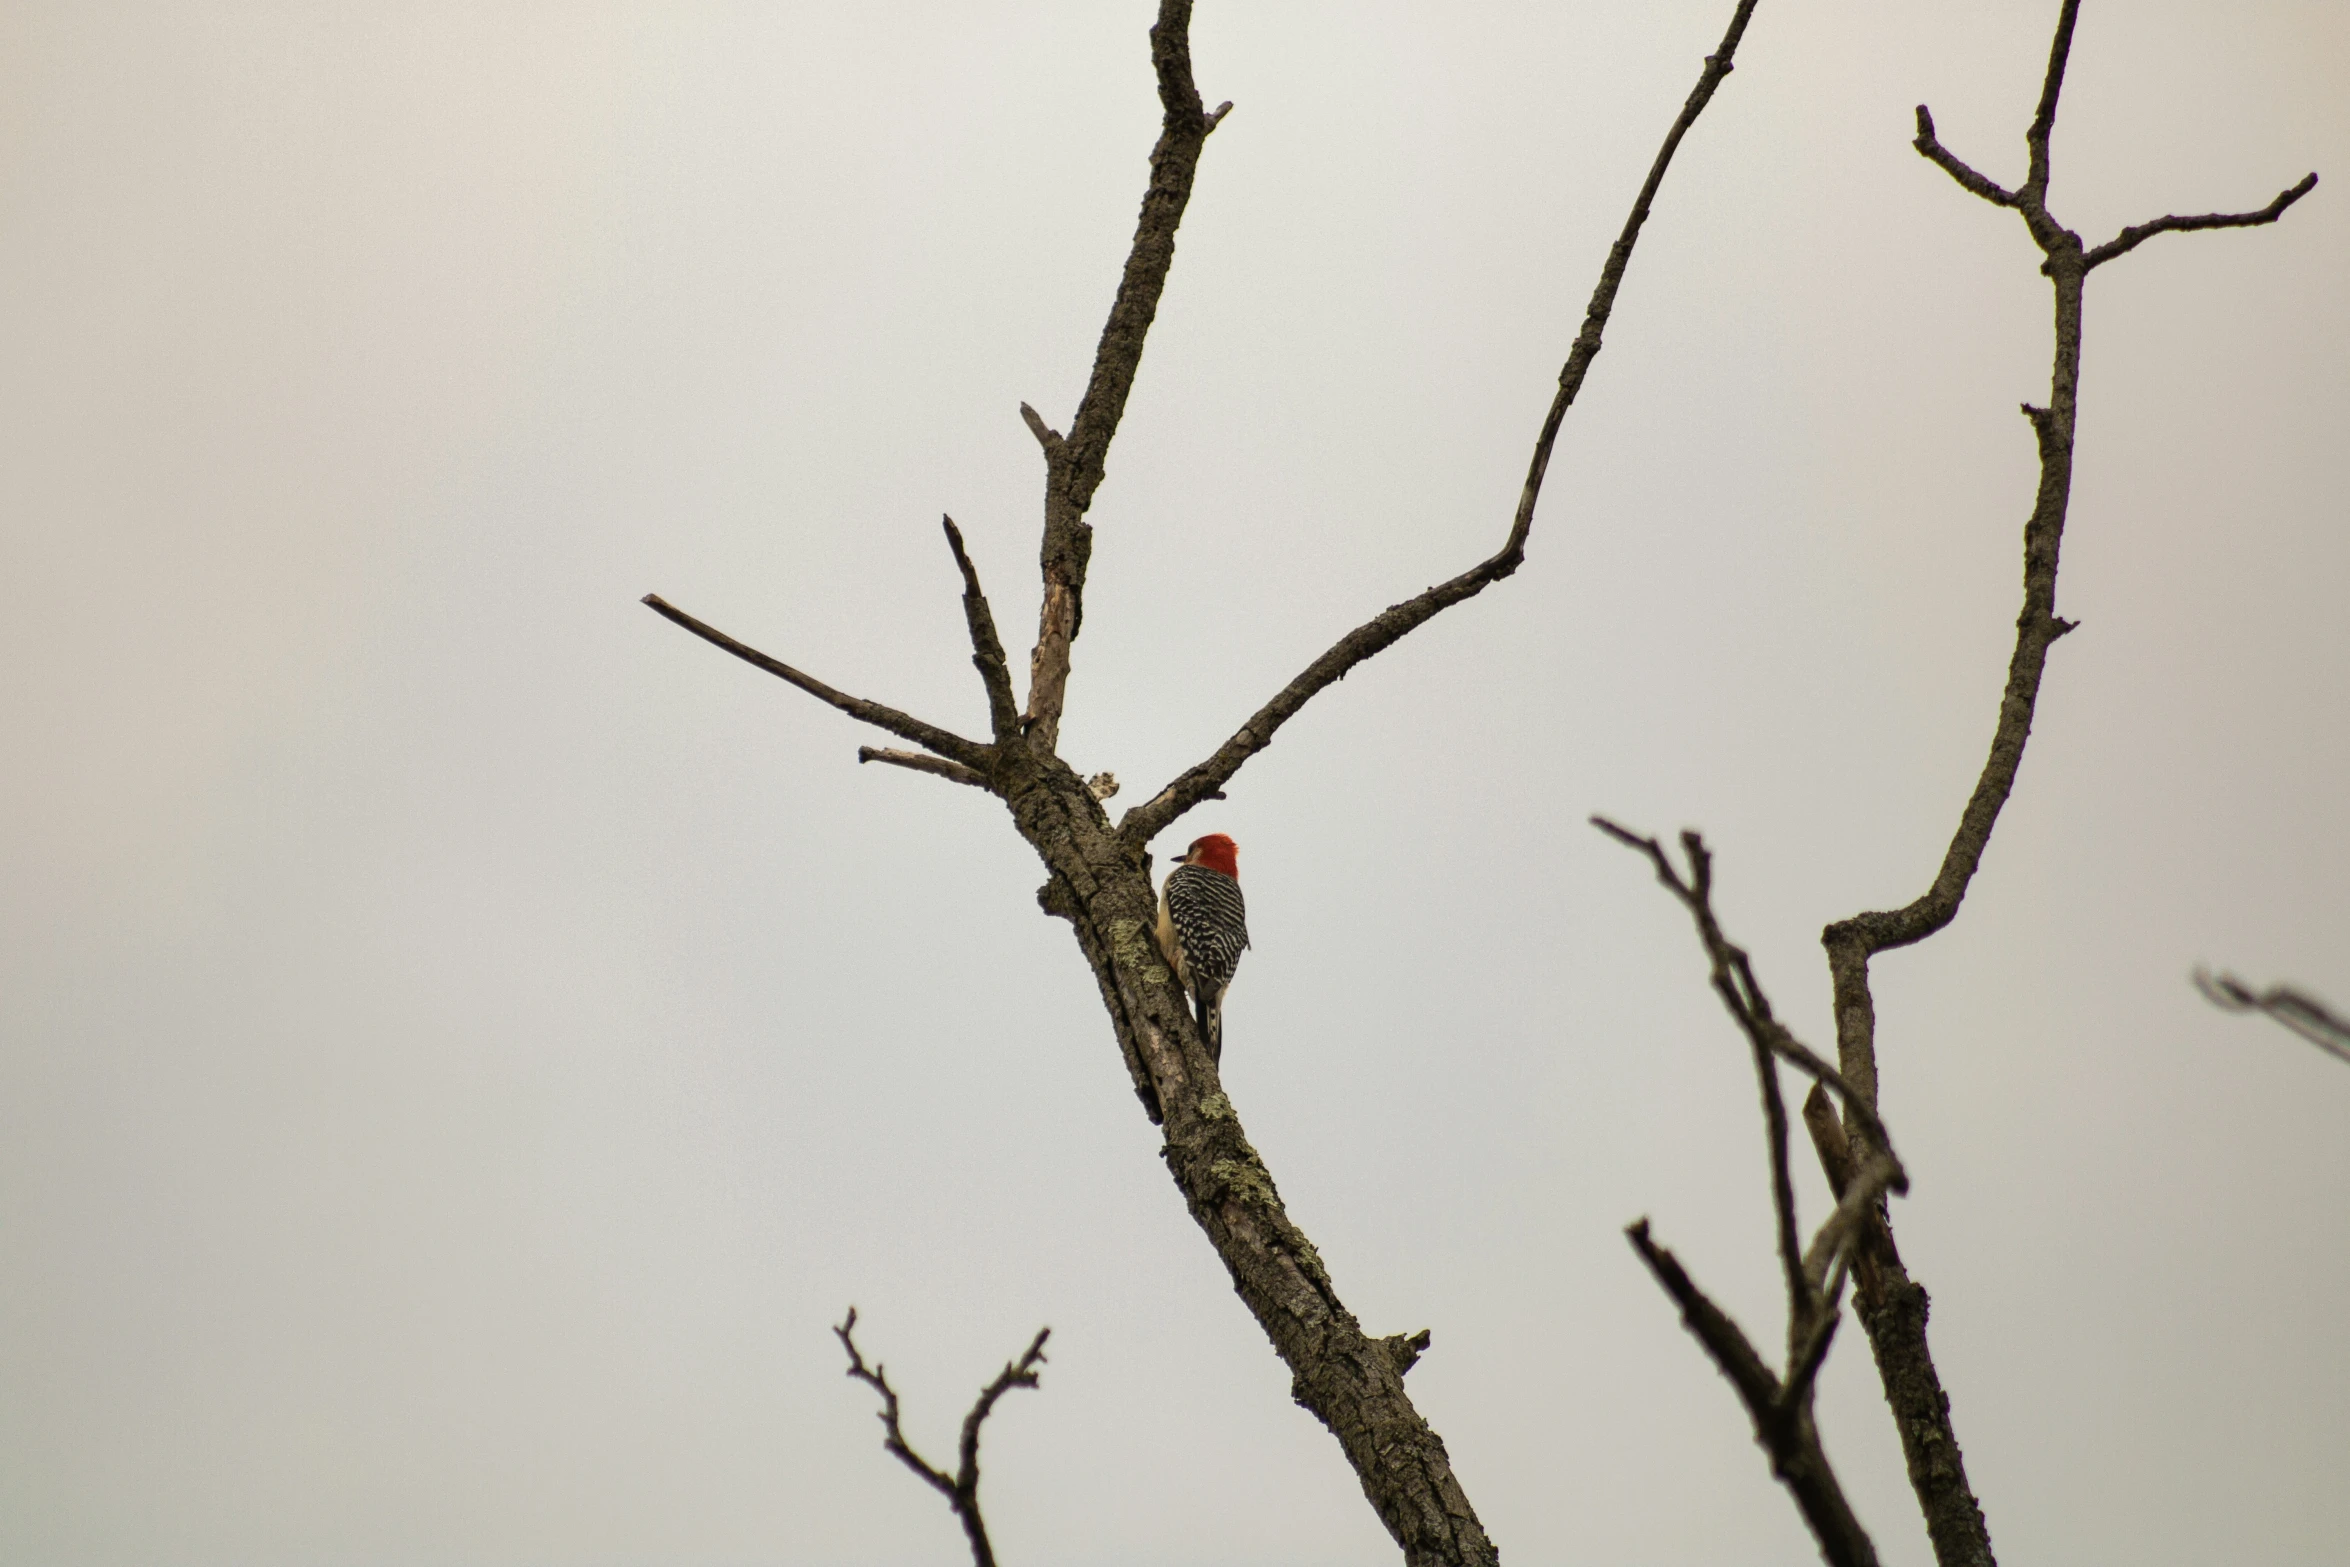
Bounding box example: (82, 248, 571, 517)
(1803, 1152, 1902, 1302)
(1627, 1221, 1882, 1567)
(1782, 1307, 1846, 1430)
(1806, 7, 2312, 1562)
(835, 1307, 1049, 1567)
(1018, 401, 1062, 456)
(1912, 106, 2018, 209)
(1801, 1081, 1855, 1197)
(645, 2, 2323, 1559)
(1589, 817, 1901, 1169)
(1628, 1219, 1780, 1410)
(642, 594, 993, 770)
(1020, 0, 1232, 755)
(2084, 174, 2319, 270)
(942, 516, 1022, 745)
(859, 747, 993, 790)
(1751, 1029, 1812, 1340)
(2196, 969, 2350, 1067)
(2019, 0, 2080, 215)
(1118, 0, 1763, 849)
(1600, 823, 1927, 1567)
(836, 1309, 958, 1507)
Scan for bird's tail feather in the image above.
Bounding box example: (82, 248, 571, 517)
(1196, 992, 1222, 1064)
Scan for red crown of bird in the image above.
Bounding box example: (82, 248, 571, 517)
(1180, 833, 1239, 879)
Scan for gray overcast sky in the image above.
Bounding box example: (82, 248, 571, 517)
(2, 3, 2345, 1563)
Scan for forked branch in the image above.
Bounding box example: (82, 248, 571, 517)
(1809, 4, 2311, 1561)
(1627, 1220, 1881, 1567)
(1119, 0, 1763, 848)
(835, 1307, 1050, 1567)
(1600, 822, 1907, 1567)
(1020, 0, 1233, 755)
(1590, 819, 1901, 1171)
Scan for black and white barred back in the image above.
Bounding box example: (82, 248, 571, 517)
(1164, 863, 1249, 1059)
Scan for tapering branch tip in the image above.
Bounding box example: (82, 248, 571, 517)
(642, 593, 991, 767)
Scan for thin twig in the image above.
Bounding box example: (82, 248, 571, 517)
(1627, 1222, 1882, 1567)
(1118, 0, 1764, 848)
(1782, 1309, 1843, 1422)
(942, 516, 1022, 744)
(1751, 1031, 1812, 1339)
(835, 1308, 1050, 1567)
(2084, 174, 2319, 270)
(642, 595, 991, 769)
(2019, 0, 2081, 211)
(2196, 969, 2350, 1067)
(859, 747, 992, 790)
(959, 1328, 1054, 1512)
(836, 1307, 959, 1507)
(1589, 816, 1901, 1169)
(1912, 106, 2018, 208)
(1628, 1220, 1782, 1412)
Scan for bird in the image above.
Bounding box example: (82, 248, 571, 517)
(1156, 832, 1249, 1063)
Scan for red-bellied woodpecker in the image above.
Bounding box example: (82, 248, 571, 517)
(1155, 833, 1249, 1063)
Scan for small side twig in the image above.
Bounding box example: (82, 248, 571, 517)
(642, 594, 991, 769)
(835, 1307, 1050, 1567)
(1752, 1029, 1810, 1341)
(1801, 1082, 1854, 1197)
(1589, 817, 1902, 1174)
(858, 747, 992, 790)
(2196, 969, 2350, 1067)
(1017, 401, 1063, 456)
(942, 516, 1022, 744)
(1912, 105, 2018, 208)
(2084, 173, 2317, 271)
(1782, 1296, 1849, 1428)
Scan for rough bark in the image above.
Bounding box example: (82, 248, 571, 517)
(1009, 741, 1490, 1563)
